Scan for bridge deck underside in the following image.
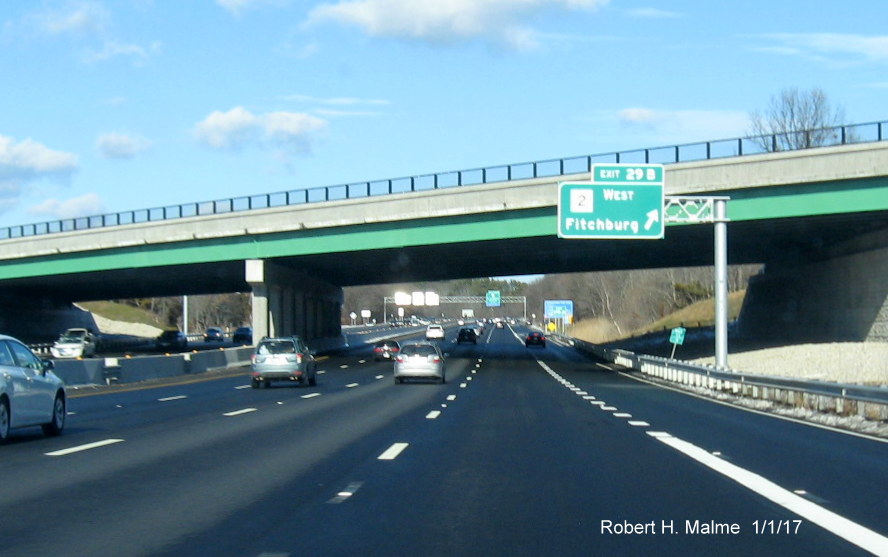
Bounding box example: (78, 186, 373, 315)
(2, 209, 886, 303)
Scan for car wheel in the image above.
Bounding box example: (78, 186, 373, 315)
(308, 372, 317, 387)
(42, 393, 65, 436)
(0, 397, 10, 443)
(251, 378, 261, 389)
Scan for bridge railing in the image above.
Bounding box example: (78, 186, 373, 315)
(2, 120, 885, 240)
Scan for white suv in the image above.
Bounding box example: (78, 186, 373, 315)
(425, 324, 445, 341)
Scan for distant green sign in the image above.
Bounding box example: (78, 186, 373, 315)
(670, 326, 687, 345)
(485, 290, 501, 307)
(557, 164, 664, 240)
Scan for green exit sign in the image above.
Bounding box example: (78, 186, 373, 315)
(592, 164, 664, 183)
(557, 164, 665, 240)
(485, 290, 501, 307)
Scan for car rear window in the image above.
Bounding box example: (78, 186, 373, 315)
(401, 345, 437, 357)
(257, 340, 296, 354)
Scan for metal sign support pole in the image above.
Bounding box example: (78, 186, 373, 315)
(665, 196, 731, 369)
(714, 199, 729, 369)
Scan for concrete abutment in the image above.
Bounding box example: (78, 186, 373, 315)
(737, 229, 888, 343)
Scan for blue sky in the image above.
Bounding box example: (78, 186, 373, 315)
(1, 0, 886, 229)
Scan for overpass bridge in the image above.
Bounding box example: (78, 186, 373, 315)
(1, 121, 887, 348)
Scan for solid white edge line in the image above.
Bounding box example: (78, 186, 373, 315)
(378, 442, 409, 460)
(618, 370, 888, 444)
(46, 438, 124, 456)
(651, 432, 888, 555)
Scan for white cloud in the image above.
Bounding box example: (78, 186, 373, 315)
(194, 106, 328, 159)
(32, 1, 111, 37)
(96, 132, 152, 159)
(618, 107, 658, 125)
(0, 135, 79, 213)
(616, 108, 749, 140)
(627, 8, 679, 18)
(306, 0, 610, 50)
(28, 193, 105, 220)
(276, 94, 391, 117)
(84, 40, 163, 64)
(216, 0, 286, 16)
(194, 106, 262, 149)
(0, 135, 79, 185)
(758, 33, 888, 65)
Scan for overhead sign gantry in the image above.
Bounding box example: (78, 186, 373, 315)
(557, 164, 731, 369)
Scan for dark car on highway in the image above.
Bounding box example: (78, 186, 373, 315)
(456, 327, 477, 344)
(156, 330, 188, 352)
(204, 327, 225, 342)
(525, 332, 546, 348)
(373, 339, 401, 361)
(232, 326, 253, 344)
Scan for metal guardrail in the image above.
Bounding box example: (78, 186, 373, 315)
(568, 338, 888, 407)
(2, 120, 885, 240)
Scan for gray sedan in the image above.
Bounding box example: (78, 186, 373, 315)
(394, 342, 446, 384)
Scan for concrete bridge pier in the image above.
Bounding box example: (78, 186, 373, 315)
(246, 259, 345, 350)
(737, 229, 888, 343)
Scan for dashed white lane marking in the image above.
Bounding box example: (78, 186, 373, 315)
(224, 408, 258, 417)
(46, 438, 124, 456)
(378, 442, 409, 460)
(426, 410, 442, 419)
(375, 375, 384, 380)
(628, 421, 650, 427)
(346, 383, 359, 388)
(327, 481, 364, 504)
(158, 395, 187, 402)
(613, 413, 633, 418)
(235, 384, 251, 390)
(649, 431, 888, 556)
(447, 395, 457, 401)
(301, 393, 321, 399)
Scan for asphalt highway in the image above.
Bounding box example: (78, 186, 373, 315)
(1, 324, 886, 556)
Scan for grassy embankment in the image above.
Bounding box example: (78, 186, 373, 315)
(568, 290, 746, 344)
(78, 301, 165, 328)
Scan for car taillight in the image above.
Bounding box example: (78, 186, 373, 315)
(295, 353, 304, 363)
(431, 357, 441, 363)
(396, 355, 405, 363)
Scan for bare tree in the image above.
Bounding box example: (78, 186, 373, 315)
(748, 87, 848, 152)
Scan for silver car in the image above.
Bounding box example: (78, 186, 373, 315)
(394, 342, 446, 384)
(250, 336, 317, 388)
(1, 334, 67, 442)
(51, 328, 97, 359)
